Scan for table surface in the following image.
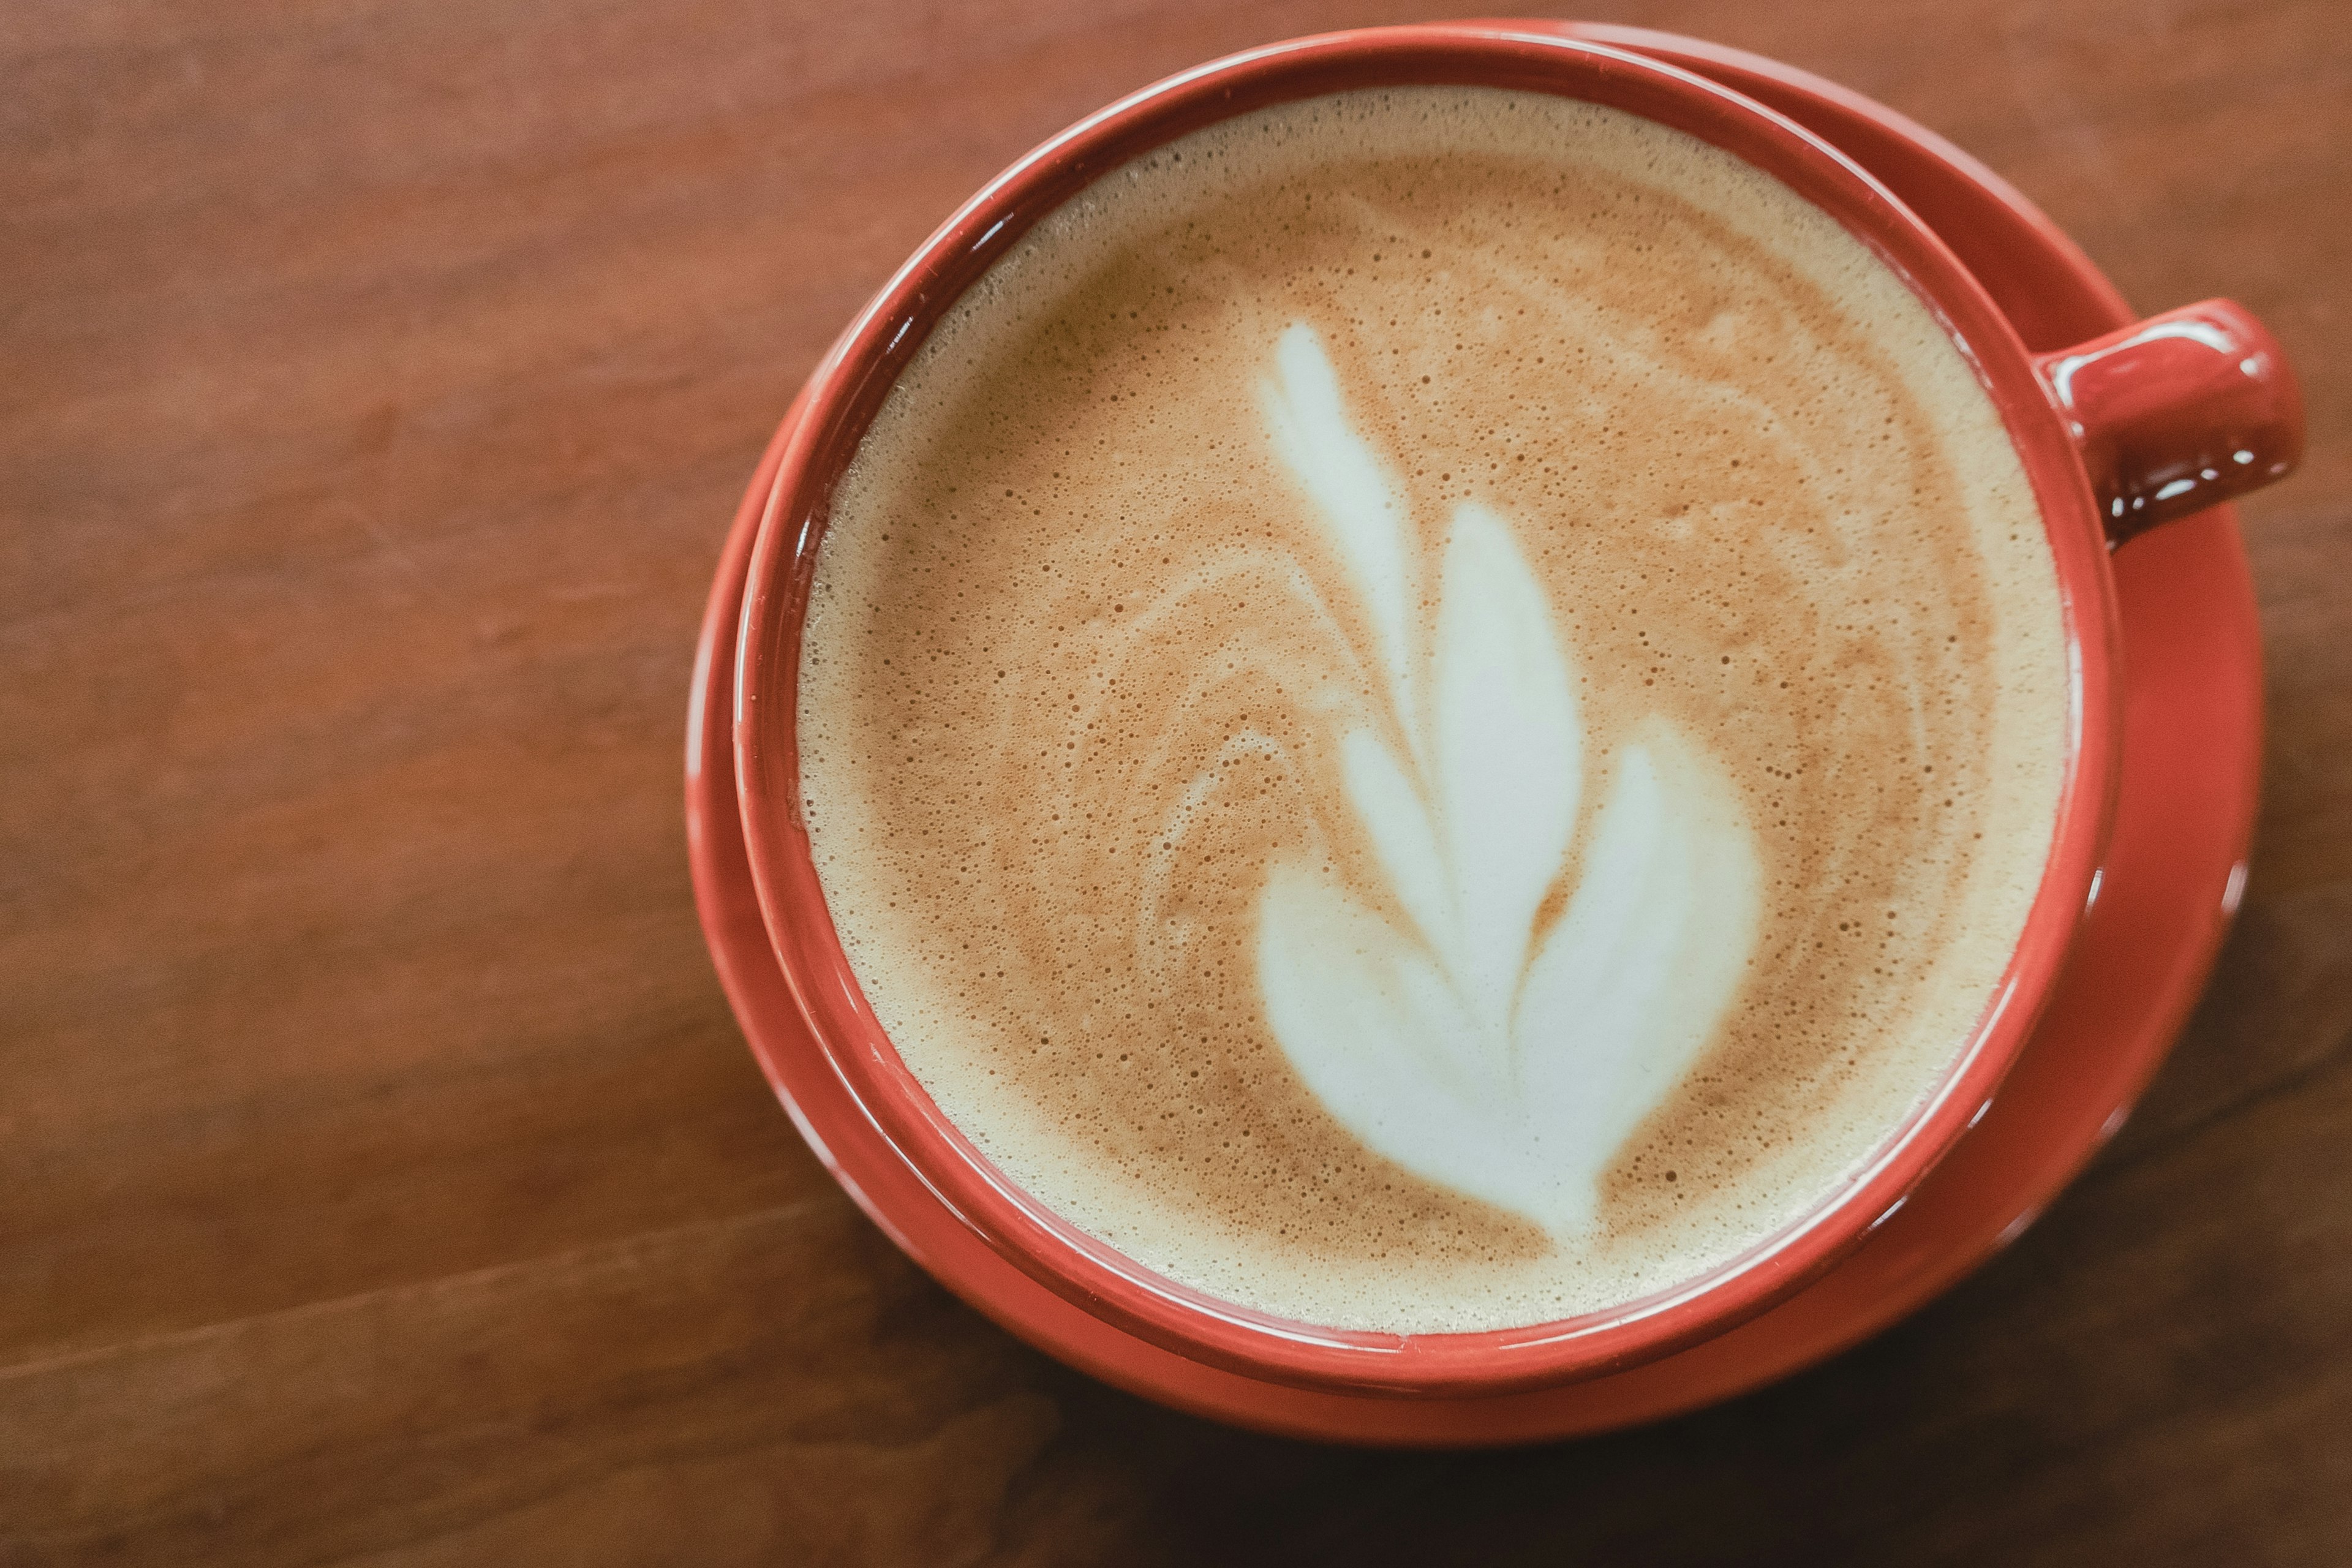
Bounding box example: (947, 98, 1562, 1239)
(4, 2, 2348, 1562)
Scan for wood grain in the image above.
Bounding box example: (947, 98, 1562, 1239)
(2, 0, 2346, 1562)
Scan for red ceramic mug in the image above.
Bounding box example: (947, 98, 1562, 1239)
(725, 24, 2301, 1401)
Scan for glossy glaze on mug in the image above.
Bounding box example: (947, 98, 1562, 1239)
(2035, 299, 2303, 542)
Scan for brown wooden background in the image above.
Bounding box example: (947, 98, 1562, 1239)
(4, 1, 2347, 1562)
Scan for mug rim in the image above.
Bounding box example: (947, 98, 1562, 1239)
(731, 23, 2119, 1398)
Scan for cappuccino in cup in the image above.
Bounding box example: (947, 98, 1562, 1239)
(797, 86, 2066, 1333)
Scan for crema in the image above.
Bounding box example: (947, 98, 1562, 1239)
(797, 86, 2068, 1333)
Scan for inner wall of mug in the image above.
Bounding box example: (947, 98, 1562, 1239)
(736, 28, 2113, 1392)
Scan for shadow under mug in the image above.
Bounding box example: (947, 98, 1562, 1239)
(729, 24, 2303, 1400)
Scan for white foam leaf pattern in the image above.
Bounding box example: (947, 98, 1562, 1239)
(1256, 325, 1763, 1238)
(1337, 729, 1458, 978)
(1263, 322, 1422, 760)
(1434, 502, 1582, 1022)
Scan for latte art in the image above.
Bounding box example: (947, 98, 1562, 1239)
(801, 87, 2068, 1332)
(1255, 323, 1761, 1240)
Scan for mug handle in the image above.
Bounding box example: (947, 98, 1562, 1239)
(2034, 300, 2304, 545)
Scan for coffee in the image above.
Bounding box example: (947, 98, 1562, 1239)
(797, 86, 2067, 1333)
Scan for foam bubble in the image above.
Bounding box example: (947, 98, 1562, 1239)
(799, 86, 2067, 1333)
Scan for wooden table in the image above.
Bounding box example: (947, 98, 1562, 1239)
(4, 2, 2345, 1561)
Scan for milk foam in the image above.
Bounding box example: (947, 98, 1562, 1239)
(1257, 323, 1762, 1238)
(799, 87, 2069, 1332)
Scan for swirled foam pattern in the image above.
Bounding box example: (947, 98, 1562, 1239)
(798, 88, 2067, 1333)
